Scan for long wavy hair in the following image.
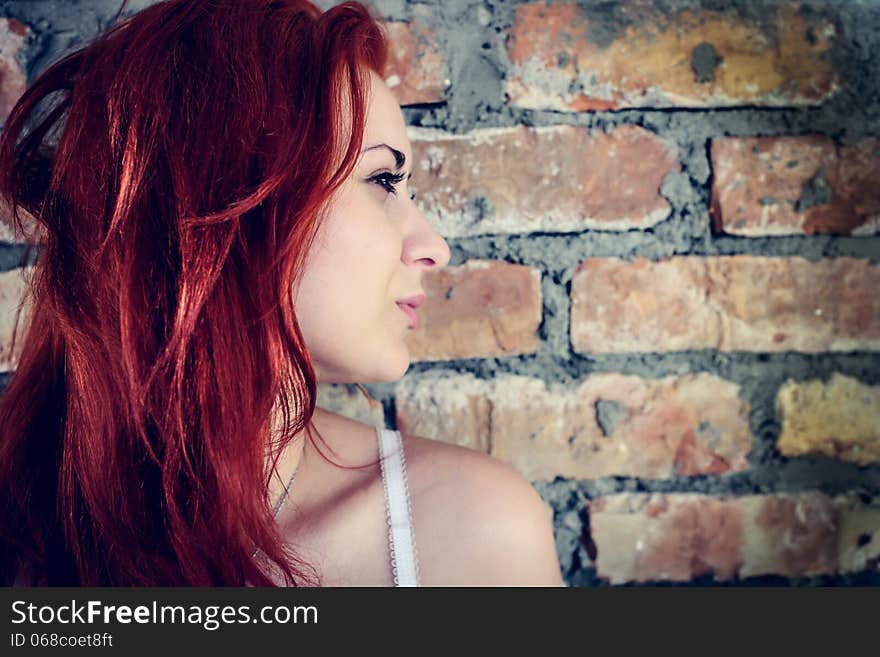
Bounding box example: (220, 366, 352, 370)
(0, 0, 388, 586)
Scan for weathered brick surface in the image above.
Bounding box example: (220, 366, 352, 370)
(711, 136, 880, 236)
(590, 493, 745, 583)
(316, 383, 385, 428)
(589, 492, 880, 584)
(837, 500, 880, 574)
(571, 256, 880, 354)
(404, 259, 542, 361)
(0, 17, 27, 124)
(0, 17, 31, 245)
(0, 266, 33, 372)
(408, 125, 679, 238)
(776, 373, 880, 466)
(0, 200, 42, 244)
(506, 1, 839, 111)
(383, 20, 447, 106)
(740, 493, 851, 580)
(395, 370, 752, 481)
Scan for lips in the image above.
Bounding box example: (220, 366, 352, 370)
(396, 293, 426, 309)
(396, 302, 419, 329)
(395, 293, 425, 330)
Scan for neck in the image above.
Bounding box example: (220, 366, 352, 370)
(265, 407, 328, 513)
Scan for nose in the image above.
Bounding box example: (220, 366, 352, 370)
(403, 201, 451, 269)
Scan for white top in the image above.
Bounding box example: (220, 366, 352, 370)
(376, 427, 420, 587)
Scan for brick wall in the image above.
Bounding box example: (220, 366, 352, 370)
(1, 0, 878, 586)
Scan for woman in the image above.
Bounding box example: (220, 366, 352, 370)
(0, 0, 563, 586)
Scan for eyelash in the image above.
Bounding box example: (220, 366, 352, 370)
(370, 171, 416, 201)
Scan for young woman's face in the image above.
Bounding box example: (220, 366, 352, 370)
(293, 71, 450, 384)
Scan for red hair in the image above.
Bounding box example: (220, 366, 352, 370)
(0, 0, 387, 585)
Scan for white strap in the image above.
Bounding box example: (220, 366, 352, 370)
(377, 428, 420, 587)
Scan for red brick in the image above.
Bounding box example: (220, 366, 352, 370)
(590, 493, 745, 583)
(0, 266, 34, 372)
(506, 2, 839, 111)
(0, 17, 30, 245)
(711, 137, 880, 236)
(395, 371, 751, 481)
(589, 491, 878, 584)
(0, 200, 42, 245)
(0, 17, 27, 123)
(745, 493, 839, 578)
(404, 260, 541, 361)
(571, 256, 880, 353)
(396, 371, 492, 455)
(316, 383, 385, 428)
(409, 125, 679, 238)
(383, 20, 446, 106)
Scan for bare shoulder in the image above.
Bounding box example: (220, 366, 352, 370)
(401, 432, 564, 587)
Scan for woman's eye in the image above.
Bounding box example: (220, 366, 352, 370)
(370, 171, 407, 195)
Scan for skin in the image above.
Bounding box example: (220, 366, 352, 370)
(292, 71, 451, 384)
(264, 72, 564, 587)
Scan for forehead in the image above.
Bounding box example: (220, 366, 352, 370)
(362, 71, 410, 162)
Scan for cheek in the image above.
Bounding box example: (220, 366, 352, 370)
(295, 216, 397, 324)
(299, 180, 406, 300)
(325, 197, 401, 284)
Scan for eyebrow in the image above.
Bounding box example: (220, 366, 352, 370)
(361, 143, 406, 170)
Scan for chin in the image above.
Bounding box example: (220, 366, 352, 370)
(323, 350, 411, 385)
(370, 346, 412, 383)
(368, 357, 411, 383)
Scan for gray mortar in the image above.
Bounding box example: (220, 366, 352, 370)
(594, 399, 625, 437)
(796, 168, 833, 212)
(691, 42, 722, 84)
(1, 0, 879, 586)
